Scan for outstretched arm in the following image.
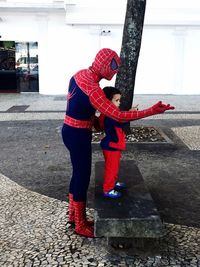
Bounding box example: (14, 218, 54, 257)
(89, 87, 174, 122)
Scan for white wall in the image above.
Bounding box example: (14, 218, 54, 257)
(135, 25, 200, 95)
(182, 28, 200, 94)
(0, 2, 200, 95)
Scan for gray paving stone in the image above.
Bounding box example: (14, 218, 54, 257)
(0, 94, 200, 266)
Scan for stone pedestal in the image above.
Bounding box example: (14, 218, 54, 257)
(94, 160, 163, 243)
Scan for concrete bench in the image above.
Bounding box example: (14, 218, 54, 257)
(94, 160, 163, 247)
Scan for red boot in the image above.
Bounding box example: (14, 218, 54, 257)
(68, 194, 94, 226)
(74, 201, 94, 238)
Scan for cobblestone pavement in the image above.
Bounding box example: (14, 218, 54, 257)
(0, 173, 200, 267)
(0, 94, 200, 266)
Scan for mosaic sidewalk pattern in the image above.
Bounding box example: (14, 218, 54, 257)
(0, 173, 199, 267)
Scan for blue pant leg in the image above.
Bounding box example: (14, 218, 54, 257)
(62, 124, 92, 202)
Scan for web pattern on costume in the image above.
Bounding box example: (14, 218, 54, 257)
(74, 70, 99, 95)
(73, 48, 157, 123)
(64, 115, 92, 129)
(74, 48, 120, 94)
(89, 89, 154, 122)
(93, 48, 120, 80)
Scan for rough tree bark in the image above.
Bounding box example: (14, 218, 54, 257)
(115, 0, 146, 112)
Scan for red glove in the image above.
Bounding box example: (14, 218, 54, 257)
(151, 101, 175, 114)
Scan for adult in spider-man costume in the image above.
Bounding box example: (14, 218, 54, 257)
(62, 48, 174, 238)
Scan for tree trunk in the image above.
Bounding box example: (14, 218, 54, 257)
(115, 0, 146, 112)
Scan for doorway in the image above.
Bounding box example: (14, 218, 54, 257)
(16, 42, 39, 92)
(0, 41, 16, 92)
(0, 41, 39, 93)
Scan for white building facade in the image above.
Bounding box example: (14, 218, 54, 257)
(0, 0, 200, 95)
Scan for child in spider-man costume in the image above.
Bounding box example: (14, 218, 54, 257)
(99, 86, 134, 199)
(62, 48, 174, 238)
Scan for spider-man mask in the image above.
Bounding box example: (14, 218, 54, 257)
(91, 48, 121, 80)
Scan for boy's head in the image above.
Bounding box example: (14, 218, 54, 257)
(103, 86, 121, 108)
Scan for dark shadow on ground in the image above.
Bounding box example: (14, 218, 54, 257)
(0, 120, 199, 228)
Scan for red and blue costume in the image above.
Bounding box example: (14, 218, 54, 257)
(99, 114, 127, 193)
(62, 48, 174, 238)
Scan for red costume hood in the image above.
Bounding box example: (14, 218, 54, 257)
(74, 48, 120, 95)
(90, 48, 121, 81)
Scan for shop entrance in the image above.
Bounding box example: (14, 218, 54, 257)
(0, 41, 39, 93)
(0, 41, 16, 92)
(16, 42, 39, 93)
